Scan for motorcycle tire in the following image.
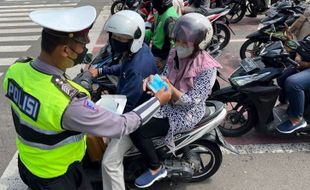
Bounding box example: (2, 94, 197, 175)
(215, 22, 231, 50)
(219, 101, 256, 137)
(240, 38, 266, 59)
(225, 1, 246, 23)
(111, 1, 126, 15)
(188, 140, 222, 182)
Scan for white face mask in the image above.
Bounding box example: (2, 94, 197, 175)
(176, 46, 194, 59)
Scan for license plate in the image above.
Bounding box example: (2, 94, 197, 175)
(240, 58, 259, 73)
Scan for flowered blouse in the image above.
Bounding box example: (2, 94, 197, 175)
(154, 66, 217, 151)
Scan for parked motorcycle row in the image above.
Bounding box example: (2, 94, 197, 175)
(73, 0, 310, 189)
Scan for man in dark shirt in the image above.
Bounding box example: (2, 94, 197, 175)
(88, 10, 158, 190)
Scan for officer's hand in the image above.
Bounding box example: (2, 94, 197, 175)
(154, 85, 172, 106)
(88, 68, 99, 78)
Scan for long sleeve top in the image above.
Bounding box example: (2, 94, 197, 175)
(98, 43, 158, 113)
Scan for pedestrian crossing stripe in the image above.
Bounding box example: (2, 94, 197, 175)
(0, 12, 29, 17)
(0, 35, 40, 42)
(0, 7, 76, 13)
(0, 3, 77, 9)
(0, 17, 30, 21)
(0, 45, 30, 52)
(0, 28, 41, 34)
(0, 58, 19, 66)
(0, 22, 37, 27)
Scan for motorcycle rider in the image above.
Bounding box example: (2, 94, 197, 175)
(287, 6, 310, 41)
(130, 13, 222, 188)
(276, 34, 310, 133)
(145, 0, 179, 73)
(88, 10, 158, 190)
(2, 6, 172, 190)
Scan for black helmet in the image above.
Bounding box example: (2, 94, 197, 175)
(170, 13, 213, 49)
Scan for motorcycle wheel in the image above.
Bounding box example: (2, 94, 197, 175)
(219, 101, 256, 137)
(111, 1, 126, 14)
(215, 23, 231, 50)
(187, 141, 222, 182)
(225, 1, 246, 23)
(240, 38, 266, 59)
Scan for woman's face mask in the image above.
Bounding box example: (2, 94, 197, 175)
(176, 45, 194, 59)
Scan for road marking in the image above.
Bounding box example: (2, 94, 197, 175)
(0, 58, 18, 66)
(0, 7, 76, 13)
(230, 39, 247, 42)
(0, 35, 40, 42)
(0, 12, 29, 17)
(0, 22, 37, 27)
(0, 152, 28, 190)
(0, 17, 30, 21)
(0, 28, 41, 34)
(0, 3, 77, 9)
(0, 72, 3, 78)
(222, 142, 310, 155)
(0, 46, 30, 52)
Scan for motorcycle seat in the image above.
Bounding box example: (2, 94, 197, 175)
(204, 8, 227, 16)
(196, 100, 225, 126)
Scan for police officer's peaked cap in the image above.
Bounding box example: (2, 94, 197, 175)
(29, 6, 97, 44)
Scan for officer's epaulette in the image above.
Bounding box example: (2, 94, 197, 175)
(51, 75, 82, 100)
(15, 57, 33, 63)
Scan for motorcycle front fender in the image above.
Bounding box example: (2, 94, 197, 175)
(202, 128, 239, 154)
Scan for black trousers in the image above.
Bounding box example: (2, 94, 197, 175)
(18, 156, 92, 190)
(130, 118, 170, 170)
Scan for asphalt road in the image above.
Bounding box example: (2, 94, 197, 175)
(0, 1, 310, 190)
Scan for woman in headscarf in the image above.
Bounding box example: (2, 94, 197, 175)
(130, 13, 222, 188)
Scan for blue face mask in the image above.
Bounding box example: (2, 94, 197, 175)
(110, 38, 130, 54)
(176, 46, 194, 58)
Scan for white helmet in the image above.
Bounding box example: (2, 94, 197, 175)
(104, 10, 145, 53)
(170, 13, 213, 50)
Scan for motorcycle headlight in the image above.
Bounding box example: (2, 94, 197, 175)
(231, 72, 271, 87)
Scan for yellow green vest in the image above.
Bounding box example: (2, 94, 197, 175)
(3, 61, 90, 178)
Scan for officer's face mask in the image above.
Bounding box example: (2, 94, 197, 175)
(110, 38, 130, 54)
(67, 46, 88, 66)
(176, 45, 194, 59)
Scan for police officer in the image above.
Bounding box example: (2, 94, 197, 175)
(2, 6, 172, 190)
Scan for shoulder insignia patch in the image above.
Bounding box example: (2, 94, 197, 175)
(83, 99, 99, 112)
(51, 75, 80, 100)
(15, 57, 33, 63)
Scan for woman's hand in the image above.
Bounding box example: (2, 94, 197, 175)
(142, 75, 173, 105)
(88, 68, 99, 78)
(161, 76, 182, 102)
(143, 75, 154, 92)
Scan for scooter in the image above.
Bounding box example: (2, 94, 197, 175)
(110, 0, 152, 20)
(210, 41, 310, 137)
(74, 48, 238, 189)
(239, 0, 306, 59)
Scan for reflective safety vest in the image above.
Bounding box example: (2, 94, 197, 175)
(3, 60, 90, 179)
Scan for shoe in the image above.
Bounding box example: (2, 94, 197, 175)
(276, 119, 307, 134)
(135, 166, 167, 188)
